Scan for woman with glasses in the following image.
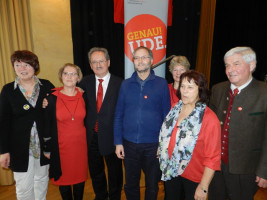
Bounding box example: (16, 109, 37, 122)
(0, 50, 54, 199)
(43, 63, 88, 200)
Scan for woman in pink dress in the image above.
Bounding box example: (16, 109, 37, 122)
(43, 63, 88, 200)
(168, 56, 190, 107)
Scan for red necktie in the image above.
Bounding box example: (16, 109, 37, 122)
(95, 79, 103, 132)
(221, 88, 239, 164)
(168, 120, 180, 159)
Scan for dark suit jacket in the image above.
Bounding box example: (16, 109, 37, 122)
(79, 74, 123, 155)
(209, 79, 267, 179)
(0, 79, 54, 172)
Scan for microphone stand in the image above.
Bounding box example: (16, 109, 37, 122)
(152, 55, 176, 69)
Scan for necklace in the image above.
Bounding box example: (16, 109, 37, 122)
(60, 98, 79, 121)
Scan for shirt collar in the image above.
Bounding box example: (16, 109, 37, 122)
(14, 76, 42, 90)
(230, 77, 253, 94)
(95, 72, 110, 82)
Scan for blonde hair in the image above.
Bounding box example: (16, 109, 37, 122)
(168, 56, 190, 72)
(58, 63, 83, 83)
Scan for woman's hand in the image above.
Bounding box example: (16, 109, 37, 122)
(0, 153, 10, 168)
(194, 167, 214, 200)
(194, 184, 208, 200)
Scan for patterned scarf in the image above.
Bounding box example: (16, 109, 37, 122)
(158, 100, 206, 181)
(15, 76, 41, 158)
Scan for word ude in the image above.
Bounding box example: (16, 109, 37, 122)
(126, 27, 166, 52)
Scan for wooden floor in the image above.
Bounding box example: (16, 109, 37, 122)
(1, 179, 267, 200)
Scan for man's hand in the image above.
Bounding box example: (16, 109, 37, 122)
(44, 153, 51, 159)
(256, 176, 267, 188)
(76, 86, 84, 93)
(115, 145, 125, 159)
(0, 153, 10, 169)
(42, 98, 48, 108)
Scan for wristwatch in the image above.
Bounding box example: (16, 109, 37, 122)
(200, 186, 208, 193)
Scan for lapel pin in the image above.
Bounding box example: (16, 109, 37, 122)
(238, 107, 242, 111)
(23, 104, 30, 110)
(144, 95, 148, 99)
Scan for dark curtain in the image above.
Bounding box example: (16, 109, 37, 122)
(210, 0, 267, 87)
(165, 0, 201, 82)
(70, 0, 124, 78)
(70, 0, 201, 83)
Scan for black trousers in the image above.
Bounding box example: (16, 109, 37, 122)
(88, 133, 123, 200)
(208, 162, 258, 200)
(59, 182, 85, 200)
(123, 140, 161, 200)
(164, 176, 198, 200)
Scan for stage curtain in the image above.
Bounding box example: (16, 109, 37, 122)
(195, 0, 216, 87)
(0, 0, 33, 89)
(0, 0, 32, 185)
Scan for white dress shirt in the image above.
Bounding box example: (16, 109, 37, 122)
(95, 72, 111, 100)
(230, 77, 253, 94)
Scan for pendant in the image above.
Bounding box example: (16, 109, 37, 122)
(72, 117, 74, 121)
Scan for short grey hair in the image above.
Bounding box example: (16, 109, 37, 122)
(224, 46, 257, 65)
(88, 47, 110, 63)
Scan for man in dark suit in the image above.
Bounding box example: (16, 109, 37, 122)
(208, 47, 267, 200)
(79, 47, 123, 200)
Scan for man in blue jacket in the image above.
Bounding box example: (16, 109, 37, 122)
(114, 46, 171, 200)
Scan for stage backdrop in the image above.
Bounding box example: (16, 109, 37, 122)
(124, 0, 169, 79)
(70, 0, 201, 83)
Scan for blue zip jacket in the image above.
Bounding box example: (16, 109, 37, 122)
(114, 70, 171, 144)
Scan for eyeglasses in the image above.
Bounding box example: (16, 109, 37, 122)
(91, 60, 107, 66)
(63, 72, 78, 77)
(133, 56, 151, 61)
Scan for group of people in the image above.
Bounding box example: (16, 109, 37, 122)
(0, 46, 266, 200)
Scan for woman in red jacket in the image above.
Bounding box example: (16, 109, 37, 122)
(159, 70, 221, 200)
